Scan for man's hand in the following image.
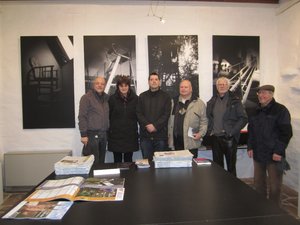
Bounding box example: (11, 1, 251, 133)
(192, 132, 202, 140)
(272, 153, 282, 162)
(81, 137, 88, 146)
(247, 149, 253, 158)
(146, 124, 157, 133)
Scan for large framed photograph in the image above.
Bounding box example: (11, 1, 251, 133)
(83, 35, 136, 95)
(211, 35, 260, 145)
(21, 36, 75, 129)
(213, 35, 260, 116)
(148, 35, 199, 98)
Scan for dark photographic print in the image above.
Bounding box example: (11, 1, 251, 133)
(83, 36, 136, 95)
(213, 35, 260, 116)
(148, 35, 199, 98)
(21, 36, 75, 129)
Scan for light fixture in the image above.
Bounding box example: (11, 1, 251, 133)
(147, 1, 166, 24)
(159, 17, 166, 24)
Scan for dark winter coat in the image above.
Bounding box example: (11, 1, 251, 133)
(136, 89, 171, 140)
(108, 90, 139, 153)
(206, 91, 248, 143)
(247, 98, 293, 163)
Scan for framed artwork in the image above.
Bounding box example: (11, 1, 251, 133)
(83, 35, 136, 95)
(212, 35, 260, 116)
(21, 36, 75, 129)
(148, 35, 199, 98)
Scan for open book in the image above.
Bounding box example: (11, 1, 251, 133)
(25, 176, 125, 202)
(2, 201, 73, 220)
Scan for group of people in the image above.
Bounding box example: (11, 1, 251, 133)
(78, 73, 293, 205)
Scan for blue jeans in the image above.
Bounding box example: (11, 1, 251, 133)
(140, 139, 168, 161)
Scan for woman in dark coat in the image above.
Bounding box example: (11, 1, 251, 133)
(108, 75, 139, 163)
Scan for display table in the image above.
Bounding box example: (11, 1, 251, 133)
(1, 162, 300, 225)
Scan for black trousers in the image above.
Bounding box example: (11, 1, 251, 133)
(82, 131, 107, 164)
(212, 135, 238, 176)
(113, 152, 133, 163)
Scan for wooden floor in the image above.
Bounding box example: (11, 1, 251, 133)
(241, 178, 299, 219)
(0, 179, 299, 220)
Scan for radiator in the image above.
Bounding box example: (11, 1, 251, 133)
(3, 150, 72, 191)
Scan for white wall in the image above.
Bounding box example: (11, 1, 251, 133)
(277, 0, 300, 191)
(0, 1, 286, 183)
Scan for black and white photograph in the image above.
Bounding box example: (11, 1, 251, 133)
(213, 35, 260, 116)
(21, 36, 75, 129)
(148, 35, 199, 98)
(83, 35, 136, 95)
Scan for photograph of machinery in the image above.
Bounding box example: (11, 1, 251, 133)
(83, 35, 136, 95)
(213, 35, 260, 116)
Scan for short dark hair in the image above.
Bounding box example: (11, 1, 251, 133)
(116, 75, 131, 87)
(148, 72, 160, 80)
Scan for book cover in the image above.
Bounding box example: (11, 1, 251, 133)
(2, 201, 73, 220)
(193, 158, 211, 165)
(135, 159, 150, 168)
(153, 150, 193, 161)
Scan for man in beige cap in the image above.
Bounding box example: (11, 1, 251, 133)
(247, 84, 293, 205)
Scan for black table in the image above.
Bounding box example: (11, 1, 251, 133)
(1, 162, 300, 225)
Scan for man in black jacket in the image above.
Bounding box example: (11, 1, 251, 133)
(206, 77, 248, 176)
(247, 84, 292, 205)
(137, 72, 171, 160)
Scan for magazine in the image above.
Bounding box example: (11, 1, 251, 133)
(193, 158, 211, 166)
(26, 176, 125, 202)
(2, 201, 73, 220)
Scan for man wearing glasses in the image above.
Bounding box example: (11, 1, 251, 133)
(247, 85, 293, 205)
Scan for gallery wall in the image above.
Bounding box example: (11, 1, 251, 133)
(1, 1, 298, 189)
(277, 0, 300, 191)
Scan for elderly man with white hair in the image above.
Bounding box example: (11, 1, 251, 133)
(206, 76, 248, 176)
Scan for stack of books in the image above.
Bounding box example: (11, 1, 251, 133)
(153, 150, 193, 168)
(54, 155, 94, 175)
